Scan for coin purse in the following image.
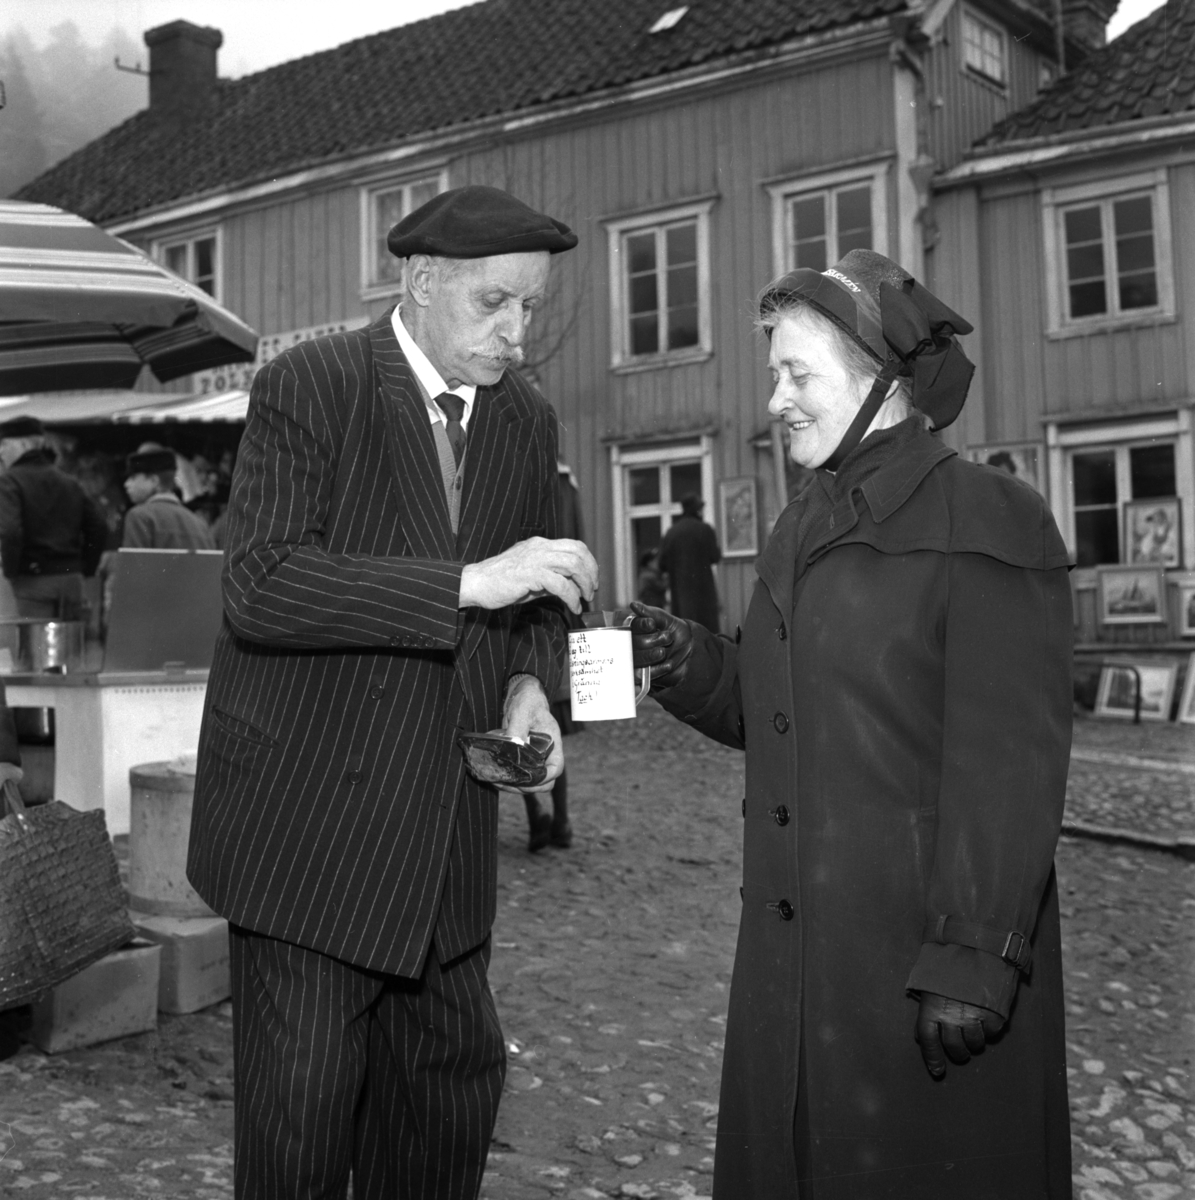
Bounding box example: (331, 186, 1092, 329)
(458, 730, 553, 787)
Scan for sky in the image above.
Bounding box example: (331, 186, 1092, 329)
(0, 0, 1170, 77)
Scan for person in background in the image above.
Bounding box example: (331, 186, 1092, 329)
(524, 461, 584, 852)
(0, 416, 107, 619)
(659, 492, 721, 632)
(122, 448, 216, 550)
(636, 547, 668, 608)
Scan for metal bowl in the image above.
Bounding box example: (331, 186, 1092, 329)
(0, 618, 86, 674)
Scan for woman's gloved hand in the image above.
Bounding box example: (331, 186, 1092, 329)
(628, 601, 695, 689)
(914, 992, 1006, 1079)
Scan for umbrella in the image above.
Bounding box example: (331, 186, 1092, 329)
(0, 199, 258, 395)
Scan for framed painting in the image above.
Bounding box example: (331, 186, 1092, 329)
(968, 444, 1043, 495)
(1094, 661, 1178, 722)
(719, 476, 759, 558)
(1178, 653, 1195, 725)
(1097, 564, 1166, 625)
(1179, 584, 1195, 638)
(1124, 497, 1182, 568)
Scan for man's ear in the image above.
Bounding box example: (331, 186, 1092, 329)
(404, 255, 434, 309)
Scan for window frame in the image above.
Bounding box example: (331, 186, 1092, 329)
(1041, 169, 1174, 337)
(155, 228, 222, 303)
(605, 199, 715, 370)
(1046, 410, 1195, 570)
(960, 6, 1008, 87)
(359, 169, 450, 300)
(767, 161, 889, 278)
(609, 436, 715, 603)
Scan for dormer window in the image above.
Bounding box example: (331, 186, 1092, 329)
(962, 8, 1007, 85)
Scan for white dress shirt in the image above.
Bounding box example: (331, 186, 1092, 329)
(391, 306, 476, 432)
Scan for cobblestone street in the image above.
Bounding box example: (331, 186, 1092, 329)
(0, 705, 1192, 1199)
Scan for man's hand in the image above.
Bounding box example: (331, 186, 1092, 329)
(502, 674, 563, 794)
(628, 601, 695, 688)
(914, 992, 1006, 1079)
(460, 537, 598, 615)
(0, 762, 24, 787)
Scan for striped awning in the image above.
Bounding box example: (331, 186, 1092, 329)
(0, 389, 250, 425)
(0, 200, 258, 395)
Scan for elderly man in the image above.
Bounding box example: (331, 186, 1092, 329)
(188, 186, 597, 1200)
(122, 447, 216, 550)
(0, 416, 107, 619)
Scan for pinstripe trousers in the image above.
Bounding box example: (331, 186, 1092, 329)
(230, 926, 505, 1200)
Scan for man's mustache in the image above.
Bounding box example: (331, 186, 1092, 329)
(471, 343, 525, 366)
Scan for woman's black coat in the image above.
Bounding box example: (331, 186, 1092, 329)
(656, 429, 1074, 1198)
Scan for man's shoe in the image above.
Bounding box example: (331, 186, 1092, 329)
(528, 812, 553, 852)
(549, 819, 573, 849)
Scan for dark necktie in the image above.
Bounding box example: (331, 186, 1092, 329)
(435, 393, 466, 467)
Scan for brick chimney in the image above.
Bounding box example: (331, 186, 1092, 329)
(1062, 0, 1119, 49)
(144, 20, 223, 119)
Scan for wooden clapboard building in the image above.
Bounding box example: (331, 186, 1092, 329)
(16, 0, 1111, 630)
(931, 0, 1195, 650)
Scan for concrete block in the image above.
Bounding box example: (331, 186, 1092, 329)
(129, 911, 230, 1014)
(29, 940, 160, 1054)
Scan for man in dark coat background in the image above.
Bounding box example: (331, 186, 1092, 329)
(187, 186, 597, 1200)
(658, 492, 721, 631)
(0, 416, 106, 619)
(121, 446, 216, 550)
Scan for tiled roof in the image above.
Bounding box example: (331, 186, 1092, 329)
(978, 0, 1195, 148)
(14, 0, 906, 225)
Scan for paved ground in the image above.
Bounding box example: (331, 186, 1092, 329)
(0, 706, 1192, 1199)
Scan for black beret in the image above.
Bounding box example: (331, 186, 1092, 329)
(0, 416, 43, 439)
(127, 449, 177, 477)
(387, 185, 578, 260)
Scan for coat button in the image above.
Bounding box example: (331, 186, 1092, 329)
(771, 805, 790, 826)
(778, 622, 787, 640)
(735, 626, 742, 644)
(777, 899, 794, 921)
(741, 797, 746, 818)
(773, 712, 789, 733)
(346, 769, 363, 784)
(370, 685, 386, 700)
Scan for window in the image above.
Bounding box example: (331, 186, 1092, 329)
(605, 200, 713, 367)
(158, 232, 219, 300)
(962, 9, 1006, 84)
(609, 437, 713, 601)
(1042, 171, 1174, 335)
(1062, 195, 1157, 319)
(1046, 411, 1194, 570)
(361, 172, 447, 295)
(767, 162, 888, 276)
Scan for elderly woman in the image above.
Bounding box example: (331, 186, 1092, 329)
(631, 250, 1073, 1198)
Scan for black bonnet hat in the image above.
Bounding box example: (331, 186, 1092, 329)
(759, 249, 975, 441)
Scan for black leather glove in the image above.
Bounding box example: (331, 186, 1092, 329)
(914, 992, 1006, 1079)
(628, 601, 695, 689)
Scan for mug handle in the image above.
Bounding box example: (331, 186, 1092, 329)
(620, 613, 653, 706)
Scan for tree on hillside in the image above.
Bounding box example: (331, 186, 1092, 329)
(0, 21, 145, 198)
(0, 36, 47, 198)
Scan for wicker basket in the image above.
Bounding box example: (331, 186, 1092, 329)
(0, 781, 134, 1009)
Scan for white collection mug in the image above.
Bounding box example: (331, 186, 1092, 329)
(568, 620, 651, 721)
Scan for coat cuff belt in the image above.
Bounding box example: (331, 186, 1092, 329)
(924, 914, 1032, 974)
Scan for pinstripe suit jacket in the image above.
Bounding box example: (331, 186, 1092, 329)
(187, 313, 564, 977)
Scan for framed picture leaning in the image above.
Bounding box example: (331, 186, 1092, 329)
(1094, 661, 1178, 722)
(1097, 564, 1167, 625)
(1124, 497, 1182, 568)
(719, 477, 759, 558)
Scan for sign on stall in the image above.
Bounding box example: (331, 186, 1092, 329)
(189, 318, 371, 394)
